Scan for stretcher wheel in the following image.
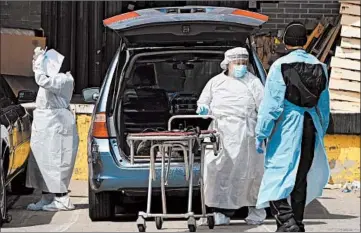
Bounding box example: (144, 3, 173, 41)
(207, 215, 215, 229)
(188, 224, 196, 232)
(155, 217, 163, 230)
(136, 216, 146, 232)
(188, 217, 197, 232)
(137, 225, 146, 232)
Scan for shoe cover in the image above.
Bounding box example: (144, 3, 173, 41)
(27, 194, 54, 211)
(197, 217, 208, 226)
(42, 195, 75, 212)
(245, 207, 266, 225)
(214, 212, 230, 226)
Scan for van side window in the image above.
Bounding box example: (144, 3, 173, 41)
(0, 76, 16, 108)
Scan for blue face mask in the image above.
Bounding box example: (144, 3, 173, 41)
(233, 65, 247, 79)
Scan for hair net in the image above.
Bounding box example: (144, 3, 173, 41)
(220, 47, 249, 70)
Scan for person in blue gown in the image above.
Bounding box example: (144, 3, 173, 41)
(255, 22, 331, 232)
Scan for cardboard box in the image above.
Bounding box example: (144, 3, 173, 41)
(0, 34, 46, 77)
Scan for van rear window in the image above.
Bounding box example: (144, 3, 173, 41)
(126, 53, 223, 96)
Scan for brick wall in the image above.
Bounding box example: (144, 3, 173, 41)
(0, 1, 41, 30)
(259, 1, 340, 32)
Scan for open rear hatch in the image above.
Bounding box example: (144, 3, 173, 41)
(103, 6, 268, 47)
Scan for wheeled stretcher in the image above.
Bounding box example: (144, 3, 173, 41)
(127, 115, 220, 232)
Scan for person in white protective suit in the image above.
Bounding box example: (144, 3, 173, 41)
(196, 47, 267, 226)
(26, 47, 79, 211)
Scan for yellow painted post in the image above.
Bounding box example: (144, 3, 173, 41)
(72, 114, 92, 180)
(325, 135, 361, 184)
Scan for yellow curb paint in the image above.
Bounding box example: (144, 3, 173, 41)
(71, 115, 361, 184)
(324, 135, 360, 185)
(71, 115, 91, 180)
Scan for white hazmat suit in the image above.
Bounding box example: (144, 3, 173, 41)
(26, 48, 79, 211)
(197, 48, 266, 225)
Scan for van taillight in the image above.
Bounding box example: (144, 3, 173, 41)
(92, 112, 109, 138)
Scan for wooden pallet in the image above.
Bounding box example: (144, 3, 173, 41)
(342, 1, 361, 6)
(309, 23, 334, 56)
(341, 37, 361, 49)
(320, 22, 342, 62)
(331, 56, 361, 71)
(330, 90, 360, 102)
(304, 23, 325, 51)
(331, 101, 360, 112)
(331, 67, 361, 82)
(340, 2, 361, 16)
(341, 25, 361, 38)
(335, 46, 360, 60)
(341, 14, 360, 27)
(329, 2, 360, 113)
(330, 78, 360, 93)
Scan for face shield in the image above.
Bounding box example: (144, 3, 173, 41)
(228, 58, 248, 66)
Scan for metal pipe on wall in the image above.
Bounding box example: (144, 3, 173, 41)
(89, 1, 105, 88)
(57, 1, 72, 73)
(75, 1, 89, 94)
(49, 1, 58, 50)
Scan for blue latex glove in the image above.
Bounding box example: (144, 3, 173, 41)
(255, 139, 264, 154)
(198, 106, 209, 115)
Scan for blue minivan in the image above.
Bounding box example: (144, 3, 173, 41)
(82, 6, 268, 221)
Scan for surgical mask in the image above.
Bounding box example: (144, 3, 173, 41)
(233, 65, 247, 79)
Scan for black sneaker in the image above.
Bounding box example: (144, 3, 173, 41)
(297, 222, 305, 232)
(276, 218, 300, 232)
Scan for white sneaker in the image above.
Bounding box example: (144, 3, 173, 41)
(27, 194, 54, 211)
(214, 212, 230, 226)
(42, 195, 75, 212)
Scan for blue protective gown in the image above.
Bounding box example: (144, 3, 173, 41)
(255, 49, 331, 209)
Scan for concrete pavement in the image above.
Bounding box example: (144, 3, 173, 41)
(2, 181, 360, 232)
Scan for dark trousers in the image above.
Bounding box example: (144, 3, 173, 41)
(270, 113, 316, 231)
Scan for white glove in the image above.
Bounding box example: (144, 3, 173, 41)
(33, 47, 45, 62)
(32, 47, 46, 74)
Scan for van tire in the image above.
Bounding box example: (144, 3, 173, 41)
(88, 183, 115, 221)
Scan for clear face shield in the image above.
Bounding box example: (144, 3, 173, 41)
(227, 55, 249, 78)
(229, 58, 248, 66)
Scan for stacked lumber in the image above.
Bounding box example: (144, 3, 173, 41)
(303, 16, 341, 63)
(329, 1, 360, 113)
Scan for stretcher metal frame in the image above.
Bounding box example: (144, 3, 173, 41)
(127, 115, 220, 232)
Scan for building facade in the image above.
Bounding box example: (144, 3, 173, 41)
(1, 1, 340, 92)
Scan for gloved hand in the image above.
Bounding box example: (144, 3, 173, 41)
(197, 106, 209, 115)
(32, 47, 46, 74)
(255, 139, 264, 154)
(33, 47, 45, 63)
